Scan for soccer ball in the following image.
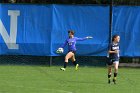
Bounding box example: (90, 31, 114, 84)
(56, 48, 64, 53)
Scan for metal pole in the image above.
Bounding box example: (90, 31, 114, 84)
(107, 0, 113, 58)
(49, 56, 52, 67)
(109, 0, 113, 44)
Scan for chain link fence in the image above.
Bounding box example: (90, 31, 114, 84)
(0, 0, 140, 66)
(1, 0, 140, 5)
(0, 55, 107, 66)
(113, 0, 140, 5)
(0, 55, 139, 66)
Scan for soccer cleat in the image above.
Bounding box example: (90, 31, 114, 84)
(75, 64, 79, 70)
(60, 68, 66, 71)
(113, 78, 116, 84)
(108, 78, 111, 84)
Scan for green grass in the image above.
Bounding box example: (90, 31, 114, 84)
(0, 65, 139, 93)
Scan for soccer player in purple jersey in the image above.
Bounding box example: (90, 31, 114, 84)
(57, 30, 92, 71)
(107, 35, 120, 84)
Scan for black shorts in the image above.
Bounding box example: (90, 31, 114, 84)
(107, 58, 119, 65)
(68, 51, 76, 54)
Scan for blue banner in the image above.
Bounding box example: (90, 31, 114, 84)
(0, 4, 109, 56)
(112, 6, 140, 57)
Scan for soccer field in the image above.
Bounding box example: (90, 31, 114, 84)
(0, 65, 139, 93)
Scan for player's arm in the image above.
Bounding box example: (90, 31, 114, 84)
(56, 39, 67, 53)
(109, 50, 117, 54)
(76, 36, 93, 41)
(60, 39, 68, 48)
(108, 47, 119, 54)
(108, 44, 118, 54)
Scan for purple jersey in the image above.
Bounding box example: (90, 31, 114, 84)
(61, 37, 87, 51)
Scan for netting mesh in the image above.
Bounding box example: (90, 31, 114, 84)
(0, 55, 139, 66)
(52, 56, 107, 66)
(0, 0, 140, 5)
(0, 55, 107, 66)
(0, 55, 49, 65)
(113, 0, 140, 5)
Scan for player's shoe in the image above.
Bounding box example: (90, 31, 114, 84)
(108, 78, 111, 84)
(60, 68, 66, 71)
(113, 78, 116, 84)
(75, 64, 79, 70)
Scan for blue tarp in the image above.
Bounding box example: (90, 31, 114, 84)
(112, 6, 140, 57)
(0, 4, 109, 56)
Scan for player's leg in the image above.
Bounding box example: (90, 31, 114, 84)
(60, 52, 73, 71)
(70, 53, 79, 70)
(107, 59, 113, 84)
(113, 61, 119, 84)
(108, 65, 112, 84)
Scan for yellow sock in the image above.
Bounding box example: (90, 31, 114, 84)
(114, 77, 116, 80)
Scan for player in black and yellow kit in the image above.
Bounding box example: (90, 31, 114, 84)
(107, 35, 120, 84)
